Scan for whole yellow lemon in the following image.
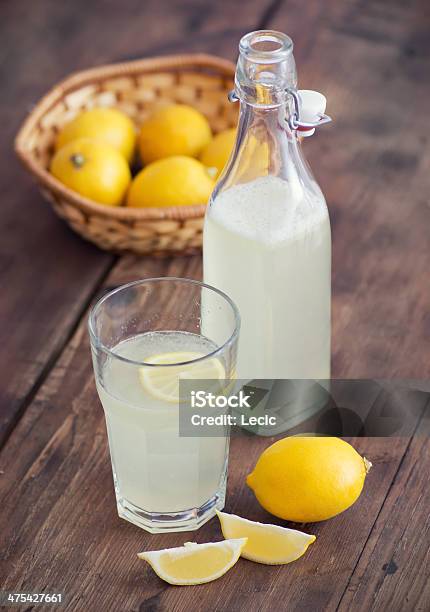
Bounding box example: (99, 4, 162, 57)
(56, 108, 136, 162)
(247, 437, 371, 523)
(200, 128, 236, 178)
(50, 138, 131, 206)
(138, 104, 212, 164)
(127, 156, 214, 208)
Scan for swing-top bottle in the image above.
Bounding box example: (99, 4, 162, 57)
(203, 30, 331, 382)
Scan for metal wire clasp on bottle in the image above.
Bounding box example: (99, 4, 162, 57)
(228, 88, 332, 136)
(286, 89, 332, 133)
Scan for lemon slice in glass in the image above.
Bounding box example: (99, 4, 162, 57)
(139, 351, 225, 403)
(217, 511, 316, 565)
(138, 539, 247, 585)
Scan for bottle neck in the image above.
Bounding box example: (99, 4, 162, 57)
(219, 97, 298, 189)
(212, 31, 314, 192)
(236, 94, 297, 140)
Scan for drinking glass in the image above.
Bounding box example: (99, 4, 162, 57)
(88, 277, 240, 533)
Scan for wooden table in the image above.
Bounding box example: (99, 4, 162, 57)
(1, 1, 429, 610)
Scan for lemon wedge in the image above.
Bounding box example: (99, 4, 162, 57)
(217, 511, 316, 565)
(139, 351, 225, 403)
(138, 539, 247, 585)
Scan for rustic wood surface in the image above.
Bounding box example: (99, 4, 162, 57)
(1, 1, 429, 611)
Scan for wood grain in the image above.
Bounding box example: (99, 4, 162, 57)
(0, 315, 421, 612)
(338, 408, 430, 612)
(0, 254, 426, 612)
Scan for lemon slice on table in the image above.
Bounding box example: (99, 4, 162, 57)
(138, 539, 247, 585)
(217, 511, 316, 565)
(139, 351, 225, 403)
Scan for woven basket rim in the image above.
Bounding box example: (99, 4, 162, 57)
(14, 53, 235, 221)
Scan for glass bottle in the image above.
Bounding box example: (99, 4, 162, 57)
(203, 30, 331, 384)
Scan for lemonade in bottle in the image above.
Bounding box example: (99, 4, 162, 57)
(204, 31, 331, 386)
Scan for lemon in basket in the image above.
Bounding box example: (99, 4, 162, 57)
(56, 108, 136, 162)
(50, 138, 131, 206)
(200, 128, 236, 178)
(127, 156, 214, 208)
(138, 104, 212, 164)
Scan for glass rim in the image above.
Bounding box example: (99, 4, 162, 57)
(239, 30, 293, 63)
(88, 276, 240, 368)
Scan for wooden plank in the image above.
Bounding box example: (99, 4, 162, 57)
(0, 370, 423, 610)
(0, 195, 112, 448)
(0, 0, 274, 448)
(338, 406, 430, 612)
(0, 252, 426, 611)
(268, 0, 430, 377)
(1, 0, 118, 443)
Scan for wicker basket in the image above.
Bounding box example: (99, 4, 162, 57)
(15, 54, 237, 256)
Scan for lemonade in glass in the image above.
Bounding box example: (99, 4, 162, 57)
(89, 278, 239, 533)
